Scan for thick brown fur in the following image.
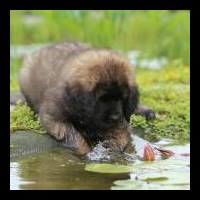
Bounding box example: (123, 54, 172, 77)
(20, 42, 153, 156)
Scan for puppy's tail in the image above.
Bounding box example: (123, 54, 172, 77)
(10, 92, 25, 105)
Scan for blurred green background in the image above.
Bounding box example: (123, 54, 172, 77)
(10, 10, 190, 64)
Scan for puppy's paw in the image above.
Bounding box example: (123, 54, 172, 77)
(86, 142, 113, 161)
(134, 105, 156, 120)
(144, 109, 156, 120)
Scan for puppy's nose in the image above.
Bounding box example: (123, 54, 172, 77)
(109, 114, 121, 122)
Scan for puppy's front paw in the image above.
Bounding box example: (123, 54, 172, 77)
(134, 105, 156, 120)
(86, 142, 113, 161)
(144, 109, 156, 120)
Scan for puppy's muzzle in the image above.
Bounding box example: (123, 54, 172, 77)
(109, 114, 122, 123)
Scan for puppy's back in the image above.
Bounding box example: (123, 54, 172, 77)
(19, 42, 88, 112)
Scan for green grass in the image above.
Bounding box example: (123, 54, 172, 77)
(131, 84, 190, 141)
(10, 101, 45, 134)
(10, 10, 190, 64)
(131, 60, 190, 141)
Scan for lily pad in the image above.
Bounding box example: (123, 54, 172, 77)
(85, 163, 134, 174)
(138, 171, 190, 185)
(85, 154, 190, 190)
(111, 160, 190, 190)
(112, 179, 190, 190)
(85, 156, 189, 174)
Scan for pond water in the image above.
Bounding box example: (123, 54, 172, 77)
(10, 131, 190, 190)
(10, 147, 131, 190)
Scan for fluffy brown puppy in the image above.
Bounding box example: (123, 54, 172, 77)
(20, 42, 153, 156)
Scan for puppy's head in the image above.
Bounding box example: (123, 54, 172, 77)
(92, 81, 139, 130)
(62, 50, 139, 133)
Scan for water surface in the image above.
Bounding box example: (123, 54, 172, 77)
(10, 131, 190, 190)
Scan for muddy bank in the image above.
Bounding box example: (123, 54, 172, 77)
(10, 131, 62, 158)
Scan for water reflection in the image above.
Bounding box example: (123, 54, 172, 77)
(10, 147, 129, 190)
(10, 162, 35, 190)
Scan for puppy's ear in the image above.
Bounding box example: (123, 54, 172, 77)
(124, 85, 139, 122)
(63, 84, 95, 118)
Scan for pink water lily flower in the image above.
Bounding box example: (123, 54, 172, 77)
(143, 143, 155, 161)
(154, 146, 175, 157)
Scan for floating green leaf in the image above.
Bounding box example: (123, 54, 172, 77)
(112, 179, 190, 190)
(85, 163, 134, 174)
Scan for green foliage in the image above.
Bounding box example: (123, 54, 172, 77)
(136, 59, 190, 84)
(10, 10, 190, 64)
(10, 79, 19, 92)
(10, 101, 45, 133)
(131, 60, 190, 141)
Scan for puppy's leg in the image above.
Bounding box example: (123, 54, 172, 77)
(39, 105, 90, 156)
(99, 123, 132, 152)
(134, 104, 156, 120)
